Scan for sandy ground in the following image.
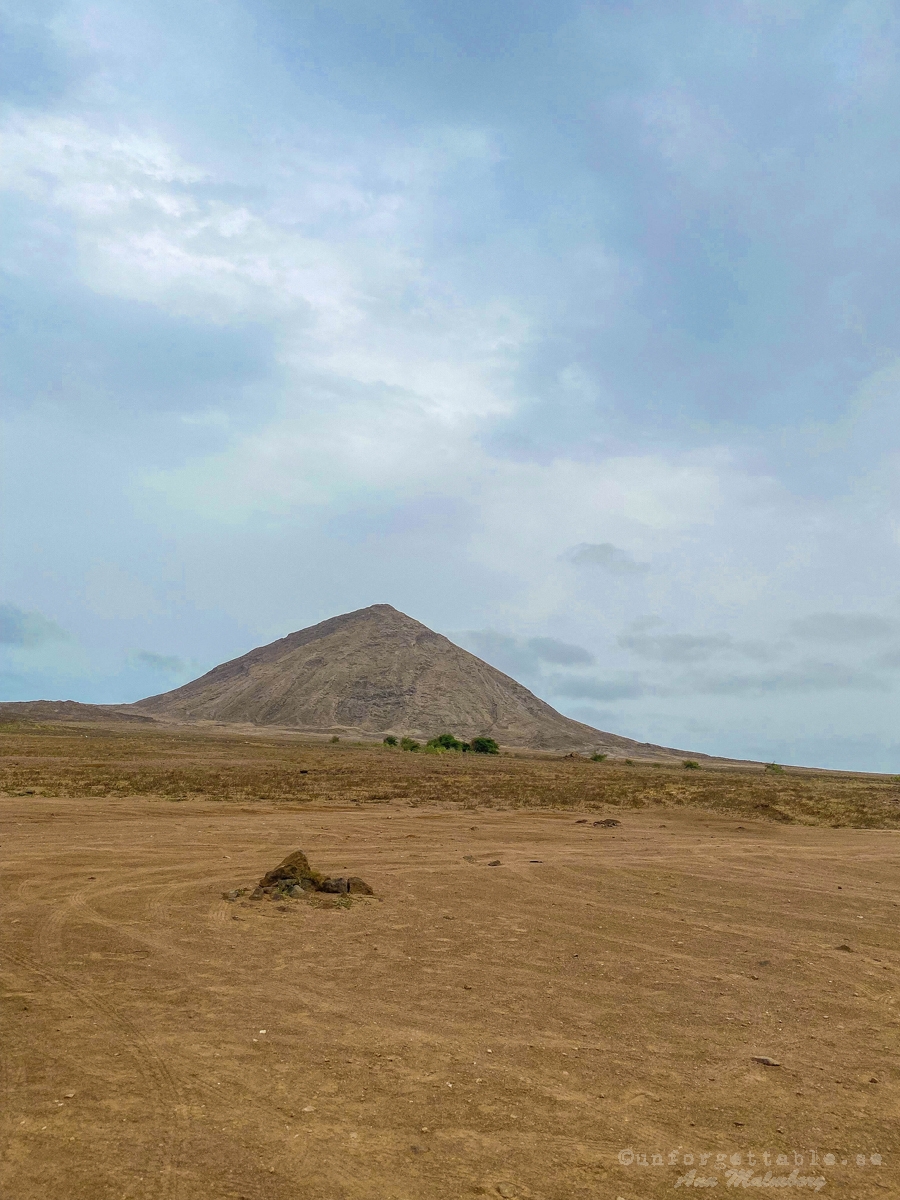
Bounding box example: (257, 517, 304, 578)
(1, 796, 898, 1199)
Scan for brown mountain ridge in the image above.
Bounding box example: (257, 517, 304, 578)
(130, 603, 703, 759)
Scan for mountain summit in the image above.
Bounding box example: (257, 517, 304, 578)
(135, 603, 673, 754)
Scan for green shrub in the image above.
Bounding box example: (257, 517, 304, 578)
(382, 735, 398, 747)
(400, 737, 420, 752)
(590, 752, 608, 762)
(764, 762, 784, 773)
(683, 760, 700, 770)
(427, 732, 466, 751)
(330, 735, 340, 743)
(624, 758, 634, 766)
(471, 736, 500, 755)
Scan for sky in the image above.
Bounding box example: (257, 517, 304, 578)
(3, 0, 900, 770)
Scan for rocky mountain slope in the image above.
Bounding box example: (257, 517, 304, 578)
(132, 604, 696, 757)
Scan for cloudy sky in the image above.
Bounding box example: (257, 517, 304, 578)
(3, 0, 900, 769)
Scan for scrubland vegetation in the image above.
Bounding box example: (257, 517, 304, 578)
(1, 722, 898, 827)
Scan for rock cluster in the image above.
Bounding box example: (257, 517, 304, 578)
(223, 848, 374, 903)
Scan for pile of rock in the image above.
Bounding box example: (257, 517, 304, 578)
(223, 849, 374, 903)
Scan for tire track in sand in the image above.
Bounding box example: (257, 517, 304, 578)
(1, 946, 186, 1200)
(11, 867, 193, 1199)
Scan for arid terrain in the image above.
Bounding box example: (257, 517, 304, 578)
(1, 724, 898, 1199)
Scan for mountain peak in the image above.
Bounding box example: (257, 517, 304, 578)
(132, 605, 686, 756)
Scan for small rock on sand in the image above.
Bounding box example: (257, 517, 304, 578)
(319, 877, 350, 894)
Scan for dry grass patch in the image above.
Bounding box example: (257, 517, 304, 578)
(0, 722, 898, 827)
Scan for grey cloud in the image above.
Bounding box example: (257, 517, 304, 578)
(628, 616, 665, 632)
(458, 631, 534, 677)
(131, 651, 188, 674)
(546, 657, 890, 705)
(692, 661, 889, 696)
(563, 705, 620, 727)
(618, 628, 776, 664)
(526, 636, 594, 666)
(618, 632, 735, 664)
(564, 543, 649, 574)
(0, 604, 68, 647)
(1, 276, 275, 419)
(0, 10, 80, 108)
(788, 613, 895, 643)
(546, 674, 650, 701)
(458, 630, 594, 677)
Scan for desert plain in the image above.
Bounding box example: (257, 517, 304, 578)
(1, 724, 898, 1199)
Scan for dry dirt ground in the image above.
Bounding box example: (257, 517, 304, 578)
(1, 732, 899, 1199)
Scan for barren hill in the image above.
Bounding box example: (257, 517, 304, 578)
(0, 700, 153, 724)
(134, 604, 696, 757)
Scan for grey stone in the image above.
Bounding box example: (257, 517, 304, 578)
(319, 877, 350, 894)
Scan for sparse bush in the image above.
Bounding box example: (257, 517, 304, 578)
(470, 736, 499, 755)
(590, 752, 608, 762)
(400, 737, 420, 752)
(683, 760, 700, 770)
(382, 735, 398, 747)
(330, 735, 340, 743)
(764, 762, 784, 773)
(427, 732, 466, 752)
(624, 758, 634, 766)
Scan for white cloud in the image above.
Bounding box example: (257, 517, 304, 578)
(1, 111, 526, 448)
(3, 113, 736, 561)
(0, 113, 205, 215)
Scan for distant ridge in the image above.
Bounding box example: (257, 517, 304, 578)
(0, 700, 153, 724)
(131, 603, 698, 758)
